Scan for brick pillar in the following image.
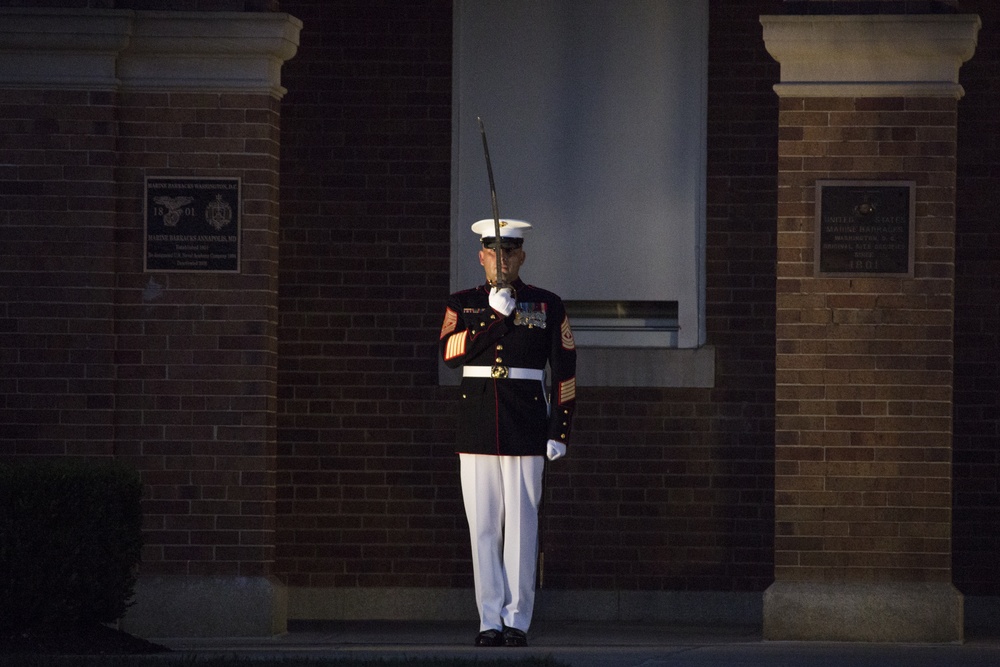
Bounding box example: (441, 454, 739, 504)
(0, 8, 300, 637)
(760, 14, 979, 642)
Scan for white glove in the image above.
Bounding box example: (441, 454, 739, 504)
(489, 286, 516, 317)
(546, 439, 566, 461)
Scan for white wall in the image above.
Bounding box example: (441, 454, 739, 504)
(452, 0, 708, 348)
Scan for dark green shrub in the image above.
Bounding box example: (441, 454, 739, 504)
(0, 459, 143, 633)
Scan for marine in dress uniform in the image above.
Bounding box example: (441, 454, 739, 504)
(439, 218, 577, 648)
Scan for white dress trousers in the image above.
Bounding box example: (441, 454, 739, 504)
(459, 453, 544, 633)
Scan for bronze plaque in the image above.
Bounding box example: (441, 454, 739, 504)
(144, 176, 241, 272)
(815, 180, 915, 277)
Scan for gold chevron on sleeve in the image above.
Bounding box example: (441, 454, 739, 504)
(445, 331, 467, 361)
(558, 377, 576, 404)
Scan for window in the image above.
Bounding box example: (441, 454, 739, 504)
(448, 0, 712, 387)
(566, 300, 678, 348)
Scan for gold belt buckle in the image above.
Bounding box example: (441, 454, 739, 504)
(491, 365, 509, 379)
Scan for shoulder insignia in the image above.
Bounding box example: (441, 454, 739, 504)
(440, 308, 458, 339)
(561, 315, 575, 350)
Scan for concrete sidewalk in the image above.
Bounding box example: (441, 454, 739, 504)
(158, 621, 1000, 666)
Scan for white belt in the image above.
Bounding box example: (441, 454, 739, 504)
(464, 365, 544, 381)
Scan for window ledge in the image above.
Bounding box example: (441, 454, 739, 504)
(576, 345, 715, 388)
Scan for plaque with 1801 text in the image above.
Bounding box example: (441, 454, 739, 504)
(815, 180, 915, 278)
(144, 176, 241, 272)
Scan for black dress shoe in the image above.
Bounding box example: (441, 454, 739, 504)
(475, 629, 502, 647)
(502, 627, 528, 647)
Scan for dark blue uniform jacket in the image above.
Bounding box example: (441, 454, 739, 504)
(440, 278, 577, 456)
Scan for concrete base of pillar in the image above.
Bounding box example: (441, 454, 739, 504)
(119, 575, 287, 638)
(763, 581, 963, 643)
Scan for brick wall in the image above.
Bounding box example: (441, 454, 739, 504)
(113, 1, 278, 10)
(5, 1, 278, 9)
(0, 85, 282, 576)
(274, 0, 462, 588)
(3, 0, 999, 606)
(773, 95, 957, 582)
(953, 0, 1000, 595)
(273, 0, 999, 598)
(275, 0, 781, 593)
(113, 90, 283, 577)
(0, 90, 118, 458)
